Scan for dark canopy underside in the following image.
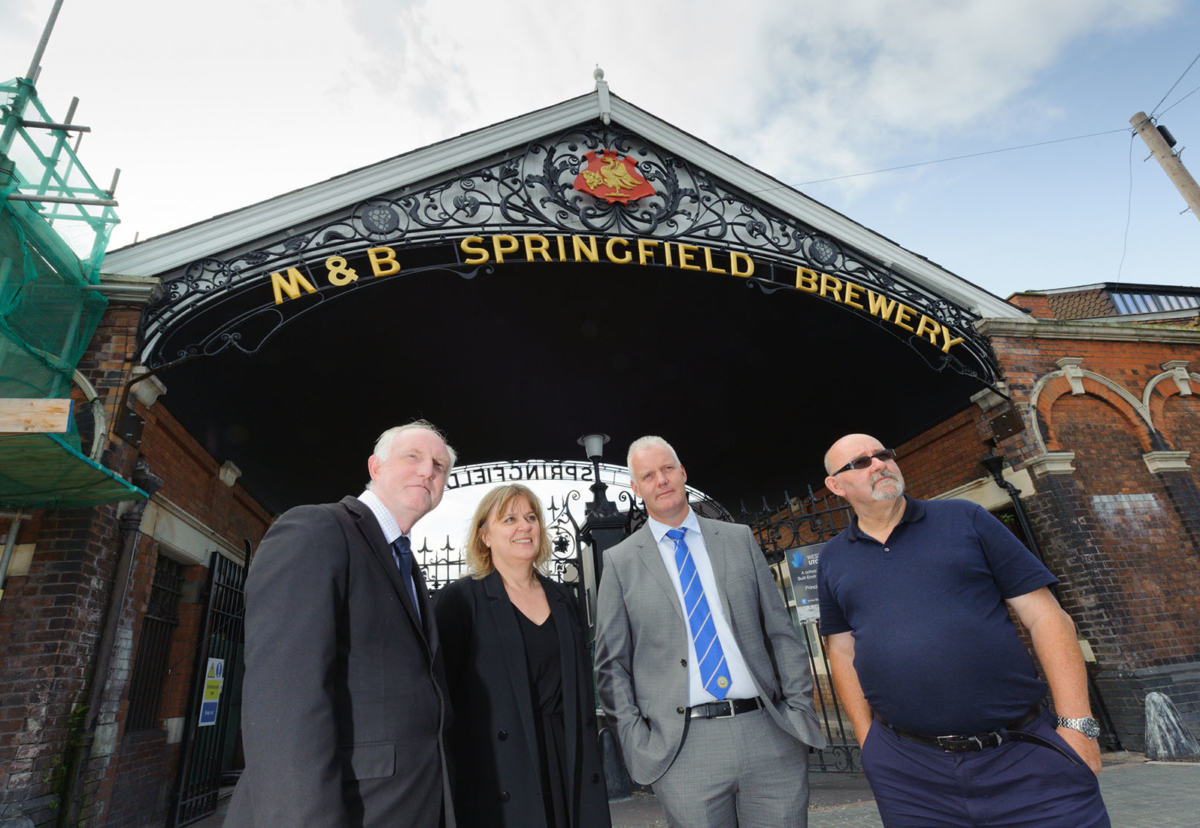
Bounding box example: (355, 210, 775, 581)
(157, 262, 987, 514)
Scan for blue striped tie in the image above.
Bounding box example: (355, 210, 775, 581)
(667, 528, 730, 700)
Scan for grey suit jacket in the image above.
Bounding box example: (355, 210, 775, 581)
(226, 496, 455, 828)
(594, 516, 826, 785)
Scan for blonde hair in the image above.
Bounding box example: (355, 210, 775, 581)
(465, 484, 553, 578)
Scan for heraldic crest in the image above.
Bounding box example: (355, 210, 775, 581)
(573, 149, 655, 203)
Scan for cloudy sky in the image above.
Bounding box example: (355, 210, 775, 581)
(3, 0, 1200, 301)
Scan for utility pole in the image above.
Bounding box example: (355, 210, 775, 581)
(1131, 111, 1200, 222)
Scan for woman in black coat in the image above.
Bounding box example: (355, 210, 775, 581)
(434, 483, 611, 828)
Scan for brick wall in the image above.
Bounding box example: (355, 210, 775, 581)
(0, 506, 123, 825)
(0, 302, 272, 826)
(988, 329, 1200, 749)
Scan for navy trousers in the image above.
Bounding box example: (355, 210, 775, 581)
(860, 709, 1109, 827)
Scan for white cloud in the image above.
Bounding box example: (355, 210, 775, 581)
(0, 0, 1191, 295)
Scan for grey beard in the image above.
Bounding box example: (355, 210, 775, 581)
(870, 472, 905, 502)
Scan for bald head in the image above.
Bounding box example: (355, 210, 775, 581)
(824, 433, 882, 476)
(824, 432, 905, 507)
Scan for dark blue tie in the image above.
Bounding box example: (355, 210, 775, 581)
(666, 528, 730, 700)
(392, 536, 420, 618)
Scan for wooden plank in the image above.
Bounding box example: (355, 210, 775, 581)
(0, 399, 74, 434)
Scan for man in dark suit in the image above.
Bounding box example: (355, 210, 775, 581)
(226, 421, 457, 828)
(595, 436, 825, 828)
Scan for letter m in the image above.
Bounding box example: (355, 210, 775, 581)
(270, 268, 318, 305)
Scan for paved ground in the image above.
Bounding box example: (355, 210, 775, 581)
(194, 753, 1199, 827)
(604, 754, 1200, 828)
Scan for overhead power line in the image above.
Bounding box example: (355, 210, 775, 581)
(791, 128, 1128, 187)
(1159, 81, 1200, 117)
(1151, 49, 1200, 117)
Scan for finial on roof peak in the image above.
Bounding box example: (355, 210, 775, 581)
(594, 65, 611, 125)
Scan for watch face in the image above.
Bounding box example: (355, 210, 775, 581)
(1060, 716, 1100, 738)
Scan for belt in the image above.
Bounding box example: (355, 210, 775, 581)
(877, 703, 1079, 764)
(687, 697, 763, 720)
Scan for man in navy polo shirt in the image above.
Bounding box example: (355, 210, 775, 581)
(817, 433, 1109, 827)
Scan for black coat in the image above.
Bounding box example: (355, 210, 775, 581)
(434, 571, 611, 828)
(227, 497, 454, 828)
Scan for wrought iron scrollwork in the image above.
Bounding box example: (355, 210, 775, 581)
(139, 120, 998, 387)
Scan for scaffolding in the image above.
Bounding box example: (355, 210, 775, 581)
(0, 1, 143, 511)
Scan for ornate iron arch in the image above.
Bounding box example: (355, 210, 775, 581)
(137, 121, 1000, 387)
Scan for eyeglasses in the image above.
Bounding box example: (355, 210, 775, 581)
(831, 449, 897, 476)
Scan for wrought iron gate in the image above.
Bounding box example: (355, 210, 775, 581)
(173, 552, 247, 826)
(741, 487, 861, 772)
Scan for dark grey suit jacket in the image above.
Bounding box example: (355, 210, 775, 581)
(594, 516, 826, 785)
(226, 496, 455, 828)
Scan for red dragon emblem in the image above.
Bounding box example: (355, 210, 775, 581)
(573, 150, 654, 203)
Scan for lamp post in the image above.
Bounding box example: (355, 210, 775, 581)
(577, 434, 636, 799)
(577, 434, 627, 588)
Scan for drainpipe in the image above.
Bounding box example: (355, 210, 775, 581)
(0, 511, 23, 601)
(61, 459, 163, 827)
(980, 452, 1121, 750)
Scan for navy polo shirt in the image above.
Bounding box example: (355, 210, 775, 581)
(817, 496, 1057, 736)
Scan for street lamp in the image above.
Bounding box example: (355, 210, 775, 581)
(576, 433, 624, 587)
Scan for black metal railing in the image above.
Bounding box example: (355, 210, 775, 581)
(126, 553, 183, 732)
(744, 487, 862, 772)
(174, 553, 247, 826)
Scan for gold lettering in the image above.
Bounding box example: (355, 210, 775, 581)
(325, 256, 359, 286)
(894, 303, 916, 332)
(702, 247, 726, 275)
(637, 238, 659, 265)
(555, 235, 567, 261)
(605, 237, 632, 264)
(819, 273, 843, 302)
(843, 281, 865, 310)
(867, 290, 896, 321)
(492, 234, 519, 264)
(270, 267, 318, 305)
(664, 243, 674, 267)
(572, 235, 599, 263)
(677, 244, 701, 271)
(795, 267, 819, 293)
(461, 236, 489, 265)
(915, 315, 941, 345)
(366, 247, 400, 277)
(941, 327, 966, 353)
(731, 252, 754, 278)
(524, 235, 552, 262)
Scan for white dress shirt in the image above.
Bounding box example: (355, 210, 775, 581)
(647, 509, 756, 705)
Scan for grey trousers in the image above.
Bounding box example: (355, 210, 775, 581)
(651, 707, 810, 828)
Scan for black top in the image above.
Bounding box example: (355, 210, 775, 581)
(517, 611, 569, 828)
(519, 611, 564, 716)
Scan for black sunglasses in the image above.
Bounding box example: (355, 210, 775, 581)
(831, 449, 897, 476)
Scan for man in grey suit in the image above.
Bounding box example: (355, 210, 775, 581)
(227, 421, 457, 828)
(595, 436, 825, 828)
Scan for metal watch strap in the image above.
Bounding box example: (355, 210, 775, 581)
(1056, 716, 1100, 738)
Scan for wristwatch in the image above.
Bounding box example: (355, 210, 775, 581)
(1056, 716, 1101, 739)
